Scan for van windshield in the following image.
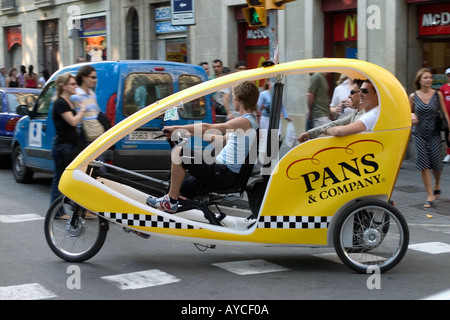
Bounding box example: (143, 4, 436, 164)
(33, 82, 56, 118)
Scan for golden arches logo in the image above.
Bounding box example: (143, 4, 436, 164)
(344, 14, 357, 40)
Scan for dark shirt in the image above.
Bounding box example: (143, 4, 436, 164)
(52, 97, 79, 145)
(8, 79, 19, 87)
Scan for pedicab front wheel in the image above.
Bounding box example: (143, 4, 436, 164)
(333, 199, 409, 274)
(44, 196, 109, 262)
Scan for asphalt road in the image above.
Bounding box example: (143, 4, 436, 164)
(0, 158, 449, 306)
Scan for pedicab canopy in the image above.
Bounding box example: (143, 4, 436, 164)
(59, 59, 411, 246)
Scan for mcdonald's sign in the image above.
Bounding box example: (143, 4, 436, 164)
(333, 12, 357, 42)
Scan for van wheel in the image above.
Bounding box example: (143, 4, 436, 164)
(12, 146, 33, 183)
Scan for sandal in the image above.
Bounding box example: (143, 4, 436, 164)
(424, 200, 433, 208)
(55, 214, 71, 220)
(434, 190, 441, 199)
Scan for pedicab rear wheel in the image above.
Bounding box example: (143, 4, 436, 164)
(333, 199, 409, 274)
(44, 196, 109, 262)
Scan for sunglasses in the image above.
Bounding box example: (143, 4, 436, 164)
(350, 90, 360, 95)
(360, 88, 372, 94)
(88, 76, 98, 80)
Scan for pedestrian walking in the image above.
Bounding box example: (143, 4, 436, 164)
(39, 69, 50, 88)
(211, 59, 232, 120)
(0, 66, 6, 87)
(307, 72, 330, 129)
(24, 65, 38, 88)
(330, 74, 353, 120)
(298, 79, 365, 143)
(18, 65, 26, 88)
(199, 62, 210, 78)
(439, 68, 450, 163)
(50, 73, 86, 209)
(6, 68, 20, 88)
(410, 68, 450, 208)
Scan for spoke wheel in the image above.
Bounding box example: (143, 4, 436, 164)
(333, 199, 409, 274)
(44, 196, 108, 262)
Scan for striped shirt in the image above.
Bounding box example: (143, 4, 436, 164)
(71, 87, 100, 120)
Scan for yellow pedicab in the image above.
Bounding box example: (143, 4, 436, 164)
(44, 59, 410, 274)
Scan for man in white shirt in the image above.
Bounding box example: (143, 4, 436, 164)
(324, 80, 379, 137)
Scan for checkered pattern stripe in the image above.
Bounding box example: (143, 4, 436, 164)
(258, 216, 331, 229)
(99, 212, 198, 230)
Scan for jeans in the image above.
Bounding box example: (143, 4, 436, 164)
(50, 142, 77, 205)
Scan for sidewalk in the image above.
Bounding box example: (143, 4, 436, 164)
(392, 160, 450, 219)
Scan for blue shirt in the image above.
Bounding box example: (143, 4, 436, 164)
(257, 89, 289, 118)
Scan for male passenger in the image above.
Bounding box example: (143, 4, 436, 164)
(298, 79, 365, 143)
(323, 80, 379, 137)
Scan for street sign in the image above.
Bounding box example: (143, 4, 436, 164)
(171, 0, 196, 26)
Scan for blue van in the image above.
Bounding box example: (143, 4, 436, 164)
(12, 60, 213, 183)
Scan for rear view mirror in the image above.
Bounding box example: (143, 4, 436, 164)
(16, 105, 30, 116)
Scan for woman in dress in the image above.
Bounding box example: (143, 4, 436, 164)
(410, 68, 450, 208)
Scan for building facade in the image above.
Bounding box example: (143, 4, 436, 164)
(1, 0, 449, 127)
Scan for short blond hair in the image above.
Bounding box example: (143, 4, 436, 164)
(232, 81, 259, 113)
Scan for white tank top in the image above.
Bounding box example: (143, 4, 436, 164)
(216, 113, 259, 174)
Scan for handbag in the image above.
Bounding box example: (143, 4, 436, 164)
(97, 112, 112, 131)
(436, 109, 448, 133)
(82, 111, 105, 142)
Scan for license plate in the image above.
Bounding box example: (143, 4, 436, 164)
(128, 131, 165, 141)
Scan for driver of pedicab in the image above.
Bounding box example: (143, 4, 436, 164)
(146, 81, 260, 213)
(323, 80, 379, 137)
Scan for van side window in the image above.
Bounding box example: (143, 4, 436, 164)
(179, 75, 206, 119)
(33, 81, 56, 118)
(123, 73, 173, 117)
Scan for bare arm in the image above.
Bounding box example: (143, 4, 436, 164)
(163, 116, 253, 138)
(410, 93, 418, 126)
(61, 109, 85, 127)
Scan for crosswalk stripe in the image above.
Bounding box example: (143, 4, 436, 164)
(0, 283, 57, 300)
(213, 259, 289, 275)
(0, 214, 44, 224)
(101, 270, 181, 290)
(409, 242, 450, 254)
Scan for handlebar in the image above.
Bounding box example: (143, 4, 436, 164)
(164, 130, 189, 149)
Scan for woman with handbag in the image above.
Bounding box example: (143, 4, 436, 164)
(51, 73, 86, 213)
(410, 68, 450, 208)
(71, 65, 108, 145)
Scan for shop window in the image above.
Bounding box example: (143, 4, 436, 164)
(123, 73, 173, 117)
(166, 39, 187, 63)
(423, 41, 450, 75)
(79, 16, 107, 62)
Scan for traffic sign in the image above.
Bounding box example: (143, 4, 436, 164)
(171, 0, 196, 26)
